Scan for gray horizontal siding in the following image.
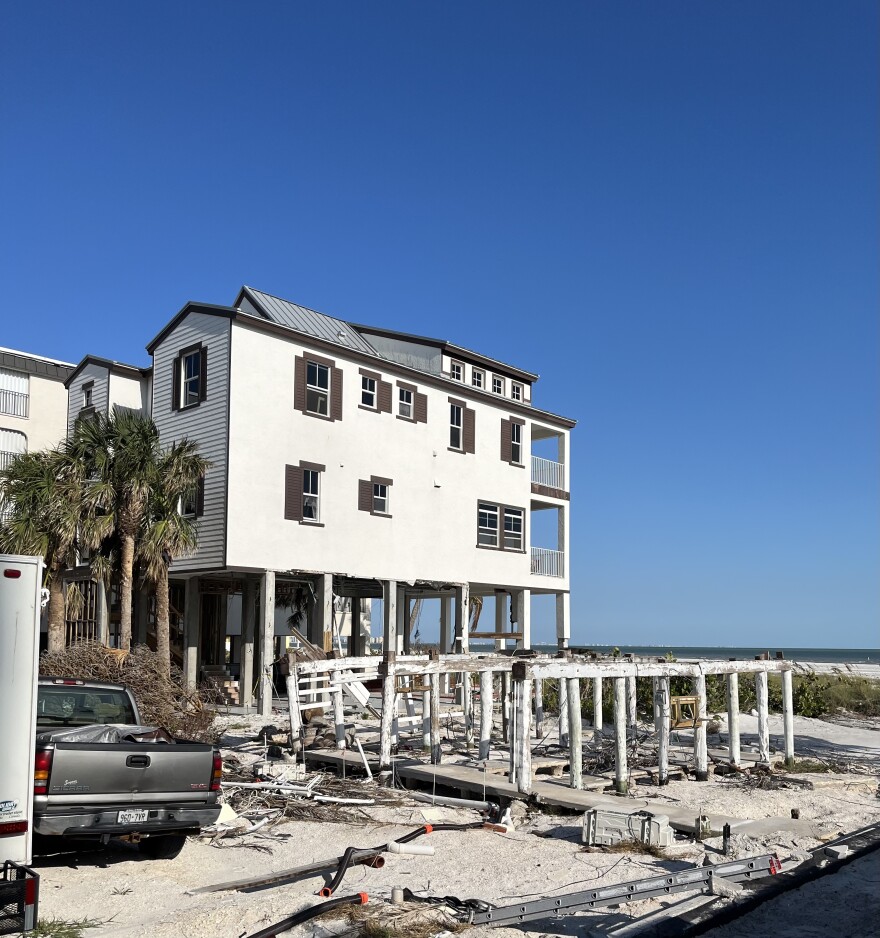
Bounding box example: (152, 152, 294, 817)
(66, 363, 109, 435)
(152, 312, 230, 572)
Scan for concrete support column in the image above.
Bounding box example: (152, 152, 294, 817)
(240, 579, 255, 708)
(558, 677, 569, 747)
(657, 676, 670, 785)
(512, 589, 531, 649)
(95, 580, 108, 646)
(567, 677, 582, 790)
(613, 677, 628, 794)
(479, 670, 493, 760)
(258, 571, 275, 718)
(693, 673, 708, 780)
(755, 671, 771, 766)
(379, 654, 397, 772)
(782, 669, 795, 766)
(382, 581, 397, 659)
(514, 677, 533, 794)
(316, 573, 333, 653)
(726, 672, 741, 767)
(555, 591, 570, 650)
(183, 578, 200, 691)
(593, 677, 603, 737)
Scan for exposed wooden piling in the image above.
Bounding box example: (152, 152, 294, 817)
(657, 675, 670, 785)
(286, 669, 303, 750)
(755, 671, 770, 766)
(534, 677, 544, 739)
(479, 670, 493, 760)
(558, 676, 569, 747)
(782, 668, 794, 766)
(430, 673, 441, 764)
(422, 688, 431, 751)
(501, 671, 511, 743)
(652, 677, 660, 723)
(515, 677, 533, 794)
(613, 677, 627, 794)
(626, 675, 637, 737)
(726, 672, 741, 767)
(379, 656, 397, 772)
(332, 669, 346, 750)
(567, 677, 582, 790)
(462, 672, 474, 748)
(593, 676, 603, 737)
(693, 673, 708, 781)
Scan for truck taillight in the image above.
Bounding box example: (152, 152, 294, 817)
(210, 752, 223, 792)
(34, 750, 53, 795)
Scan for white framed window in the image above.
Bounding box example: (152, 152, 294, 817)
(503, 507, 524, 550)
(373, 482, 389, 514)
(82, 383, 93, 409)
(478, 503, 499, 547)
(181, 349, 202, 407)
(361, 375, 376, 408)
(303, 468, 320, 522)
(449, 403, 463, 449)
(472, 369, 484, 390)
(399, 386, 413, 419)
(492, 374, 504, 395)
(450, 360, 464, 382)
(510, 421, 522, 464)
(179, 491, 197, 518)
(511, 382, 523, 402)
(306, 361, 330, 416)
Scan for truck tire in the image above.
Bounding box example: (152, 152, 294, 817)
(139, 834, 188, 859)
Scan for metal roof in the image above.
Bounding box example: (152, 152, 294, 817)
(242, 287, 379, 357)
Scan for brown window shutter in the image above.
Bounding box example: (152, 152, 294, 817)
(500, 418, 512, 463)
(463, 407, 476, 454)
(358, 479, 372, 512)
(378, 379, 392, 413)
(195, 476, 205, 517)
(199, 346, 207, 401)
(414, 392, 427, 423)
(284, 465, 303, 521)
(330, 365, 343, 420)
(294, 356, 306, 413)
(171, 355, 180, 411)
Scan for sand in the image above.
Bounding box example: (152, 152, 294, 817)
(29, 710, 880, 938)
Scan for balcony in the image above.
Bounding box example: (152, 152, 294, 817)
(531, 455, 564, 491)
(531, 546, 564, 578)
(0, 389, 29, 419)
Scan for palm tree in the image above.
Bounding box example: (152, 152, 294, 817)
(139, 441, 209, 678)
(0, 445, 88, 651)
(73, 409, 198, 652)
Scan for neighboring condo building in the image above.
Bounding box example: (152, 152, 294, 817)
(59, 287, 576, 708)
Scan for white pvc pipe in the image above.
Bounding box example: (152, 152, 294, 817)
(386, 841, 435, 856)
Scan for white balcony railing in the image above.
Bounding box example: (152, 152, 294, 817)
(0, 389, 29, 419)
(531, 547, 564, 578)
(531, 455, 565, 490)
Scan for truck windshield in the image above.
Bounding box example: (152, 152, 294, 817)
(37, 686, 137, 728)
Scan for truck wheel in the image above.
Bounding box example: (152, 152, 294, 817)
(139, 834, 188, 859)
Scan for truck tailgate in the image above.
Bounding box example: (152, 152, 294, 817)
(46, 742, 216, 805)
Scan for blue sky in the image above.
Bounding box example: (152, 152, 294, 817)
(1, 3, 877, 647)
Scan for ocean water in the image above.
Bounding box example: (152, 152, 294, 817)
(466, 644, 879, 664)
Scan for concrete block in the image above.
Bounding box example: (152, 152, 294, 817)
(709, 875, 743, 898)
(824, 844, 850, 860)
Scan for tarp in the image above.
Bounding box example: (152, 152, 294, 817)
(36, 724, 175, 744)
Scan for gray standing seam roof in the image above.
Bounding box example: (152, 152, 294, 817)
(243, 287, 379, 357)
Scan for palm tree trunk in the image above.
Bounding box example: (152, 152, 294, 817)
(155, 564, 171, 680)
(119, 532, 135, 651)
(47, 576, 66, 653)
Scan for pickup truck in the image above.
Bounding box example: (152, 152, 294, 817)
(33, 677, 222, 858)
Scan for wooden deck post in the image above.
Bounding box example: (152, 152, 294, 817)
(755, 670, 771, 766)
(534, 677, 544, 739)
(379, 654, 397, 772)
(613, 677, 628, 794)
(430, 672, 441, 764)
(258, 571, 275, 718)
(726, 672, 741, 767)
(515, 676, 533, 794)
(652, 677, 660, 723)
(479, 669, 493, 760)
(286, 659, 303, 751)
(567, 677, 582, 790)
(693, 673, 709, 781)
(558, 677, 569, 747)
(501, 671, 511, 743)
(462, 672, 474, 748)
(782, 668, 795, 766)
(332, 669, 346, 750)
(439, 596, 451, 693)
(421, 687, 431, 752)
(657, 675, 670, 785)
(626, 675, 637, 738)
(593, 676, 603, 737)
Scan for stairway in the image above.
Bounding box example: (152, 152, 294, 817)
(201, 664, 240, 706)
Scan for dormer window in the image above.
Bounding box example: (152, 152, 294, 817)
(450, 360, 464, 382)
(492, 375, 504, 395)
(511, 382, 523, 402)
(82, 383, 93, 409)
(172, 344, 206, 411)
(472, 369, 484, 389)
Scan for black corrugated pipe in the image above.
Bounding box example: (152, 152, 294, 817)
(243, 892, 367, 938)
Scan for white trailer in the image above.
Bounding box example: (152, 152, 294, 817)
(0, 554, 44, 865)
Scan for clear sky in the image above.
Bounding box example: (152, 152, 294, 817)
(1, 2, 877, 648)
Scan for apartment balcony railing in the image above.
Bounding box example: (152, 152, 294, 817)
(531, 547, 564, 578)
(531, 455, 565, 491)
(0, 450, 21, 471)
(0, 389, 29, 419)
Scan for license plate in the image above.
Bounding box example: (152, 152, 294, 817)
(117, 809, 149, 824)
